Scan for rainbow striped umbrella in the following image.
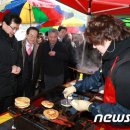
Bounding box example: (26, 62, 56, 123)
(0, 0, 64, 25)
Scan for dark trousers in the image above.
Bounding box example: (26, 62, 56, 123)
(23, 80, 35, 98)
(17, 76, 24, 97)
(44, 74, 64, 90)
(0, 96, 14, 114)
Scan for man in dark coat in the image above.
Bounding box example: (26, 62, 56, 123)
(58, 26, 76, 83)
(33, 29, 68, 90)
(0, 12, 21, 113)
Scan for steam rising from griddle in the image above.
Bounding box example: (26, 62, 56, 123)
(75, 41, 102, 74)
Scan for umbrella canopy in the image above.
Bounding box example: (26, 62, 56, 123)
(0, 0, 12, 11)
(38, 1, 87, 28)
(61, 17, 85, 26)
(65, 26, 85, 33)
(27, 0, 55, 8)
(19, 2, 48, 23)
(0, 0, 64, 24)
(56, 0, 130, 15)
(39, 25, 85, 33)
(0, 1, 49, 24)
(39, 26, 52, 33)
(122, 18, 130, 27)
(0, 0, 88, 28)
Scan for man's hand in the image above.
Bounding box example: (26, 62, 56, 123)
(63, 86, 76, 98)
(71, 100, 92, 111)
(11, 65, 21, 74)
(48, 51, 56, 56)
(16, 66, 21, 74)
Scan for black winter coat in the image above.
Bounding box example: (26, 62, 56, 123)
(33, 40, 68, 84)
(0, 27, 20, 97)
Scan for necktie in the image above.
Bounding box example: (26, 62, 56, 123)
(27, 44, 32, 55)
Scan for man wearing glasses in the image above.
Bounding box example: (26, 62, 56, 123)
(0, 12, 21, 113)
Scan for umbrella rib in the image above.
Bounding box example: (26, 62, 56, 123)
(93, 5, 130, 14)
(29, 3, 31, 26)
(88, 0, 92, 14)
(75, 0, 88, 13)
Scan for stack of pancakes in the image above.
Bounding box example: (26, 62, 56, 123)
(15, 97, 30, 109)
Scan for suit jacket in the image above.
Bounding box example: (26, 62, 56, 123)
(18, 39, 39, 79)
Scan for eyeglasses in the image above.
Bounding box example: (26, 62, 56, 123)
(9, 25, 19, 32)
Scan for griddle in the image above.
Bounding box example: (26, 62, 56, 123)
(8, 85, 102, 130)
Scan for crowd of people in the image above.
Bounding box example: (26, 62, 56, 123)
(0, 12, 98, 114)
(1, 11, 130, 128)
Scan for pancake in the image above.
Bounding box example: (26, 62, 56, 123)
(41, 100, 54, 108)
(15, 97, 30, 104)
(15, 97, 30, 109)
(43, 109, 59, 120)
(15, 102, 30, 108)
